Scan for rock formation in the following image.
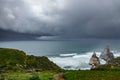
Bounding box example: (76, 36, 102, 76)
(100, 46, 114, 64)
(89, 52, 100, 68)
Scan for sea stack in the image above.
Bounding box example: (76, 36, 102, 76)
(89, 52, 100, 68)
(100, 46, 114, 64)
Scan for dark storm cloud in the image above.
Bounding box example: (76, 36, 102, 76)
(0, 0, 120, 39)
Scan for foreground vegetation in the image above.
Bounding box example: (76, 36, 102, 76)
(0, 48, 120, 80)
(1, 70, 120, 80)
(0, 71, 56, 80)
(63, 70, 120, 80)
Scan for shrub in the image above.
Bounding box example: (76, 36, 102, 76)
(29, 73, 41, 80)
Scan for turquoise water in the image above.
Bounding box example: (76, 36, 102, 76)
(0, 39, 120, 69)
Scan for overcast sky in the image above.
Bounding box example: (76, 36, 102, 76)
(0, 0, 120, 39)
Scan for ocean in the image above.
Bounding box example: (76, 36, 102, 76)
(0, 39, 120, 70)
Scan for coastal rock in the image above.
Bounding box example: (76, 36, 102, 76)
(89, 52, 100, 68)
(100, 46, 114, 64)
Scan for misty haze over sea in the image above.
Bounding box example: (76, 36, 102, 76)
(0, 39, 120, 70)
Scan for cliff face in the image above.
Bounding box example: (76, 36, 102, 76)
(100, 47, 114, 64)
(91, 47, 120, 70)
(111, 57, 120, 67)
(0, 48, 61, 72)
(89, 47, 117, 69)
(89, 52, 100, 68)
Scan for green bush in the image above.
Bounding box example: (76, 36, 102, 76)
(29, 73, 41, 80)
(0, 74, 5, 80)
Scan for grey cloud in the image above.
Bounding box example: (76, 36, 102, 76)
(0, 0, 120, 39)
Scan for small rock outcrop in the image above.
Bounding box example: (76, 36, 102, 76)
(89, 52, 100, 68)
(100, 46, 114, 64)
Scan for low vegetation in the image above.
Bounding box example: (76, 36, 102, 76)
(63, 70, 120, 80)
(0, 71, 56, 80)
(0, 48, 61, 72)
(1, 70, 120, 80)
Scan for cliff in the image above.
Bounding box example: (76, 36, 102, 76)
(0, 48, 61, 72)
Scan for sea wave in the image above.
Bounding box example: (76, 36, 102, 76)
(60, 53, 77, 57)
(49, 51, 120, 70)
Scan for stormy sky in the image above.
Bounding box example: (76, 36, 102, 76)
(0, 0, 120, 39)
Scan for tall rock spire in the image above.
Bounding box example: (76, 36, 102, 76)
(89, 52, 100, 68)
(100, 46, 114, 64)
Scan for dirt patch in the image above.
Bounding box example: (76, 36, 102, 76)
(53, 73, 65, 80)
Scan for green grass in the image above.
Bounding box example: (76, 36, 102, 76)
(1, 70, 120, 80)
(0, 71, 56, 80)
(0, 72, 31, 80)
(63, 70, 120, 80)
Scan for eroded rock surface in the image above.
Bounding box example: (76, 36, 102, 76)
(100, 46, 114, 64)
(89, 52, 100, 68)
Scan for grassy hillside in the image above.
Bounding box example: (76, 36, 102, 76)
(0, 48, 61, 72)
(26, 55, 61, 71)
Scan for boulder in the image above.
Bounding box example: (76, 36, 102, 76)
(89, 52, 100, 68)
(100, 46, 114, 64)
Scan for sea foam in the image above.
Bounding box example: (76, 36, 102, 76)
(49, 51, 120, 70)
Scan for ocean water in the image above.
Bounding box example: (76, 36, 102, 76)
(0, 39, 120, 70)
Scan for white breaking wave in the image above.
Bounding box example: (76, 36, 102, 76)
(49, 56, 91, 70)
(60, 53, 77, 57)
(49, 51, 120, 70)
